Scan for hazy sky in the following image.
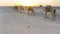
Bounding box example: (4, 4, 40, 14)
(0, 0, 60, 6)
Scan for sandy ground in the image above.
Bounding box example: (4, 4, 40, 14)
(0, 7, 60, 34)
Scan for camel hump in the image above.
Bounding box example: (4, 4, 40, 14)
(45, 5, 52, 9)
(45, 5, 52, 11)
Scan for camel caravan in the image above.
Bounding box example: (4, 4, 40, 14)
(13, 5, 35, 16)
(13, 5, 56, 20)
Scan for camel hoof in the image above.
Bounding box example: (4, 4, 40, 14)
(27, 25, 30, 28)
(51, 19, 55, 21)
(44, 17, 46, 19)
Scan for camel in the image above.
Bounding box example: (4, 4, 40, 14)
(13, 6, 18, 10)
(44, 5, 56, 20)
(20, 6, 25, 10)
(19, 6, 25, 13)
(26, 6, 35, 16)
(20, 6, 35, 15)
(13, 5, 25, 13)
(13, 5, 19, 12)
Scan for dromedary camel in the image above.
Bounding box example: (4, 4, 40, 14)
(26, 6, 35, 16)
(45, 5, 56, 20)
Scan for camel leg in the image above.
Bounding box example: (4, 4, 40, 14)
(51, 11, 56, 21)
(14, 8, 18, 13)
(20, 9, 24, 14)
(20, 8, 23, 14)
(31, 10, 35, 16)
(44, 11, 47, 19)
(27, 11, 30, 15)
(54, 9, 56, 19)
